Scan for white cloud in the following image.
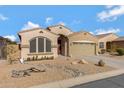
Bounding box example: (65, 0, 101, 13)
(0, 14, 8, 21)
(21, 21, 40, 30)
(89, 32, 94, 35)
(45, 17, 53, 24)
(58, 21, 66, 26)
(3, 35, 16, 41)
(95, 28, 120, 35)
(106, 5, 115, 9)
(97, 6, 124, 22)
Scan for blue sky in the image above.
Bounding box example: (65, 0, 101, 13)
(0, 5, 124, 41)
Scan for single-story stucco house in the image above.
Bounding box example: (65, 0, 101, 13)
(96, 33, 118, 53)
(18, 25, 99, 60)
(111, 37, 124, 50)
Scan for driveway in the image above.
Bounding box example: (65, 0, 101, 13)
(82, 55, 124, 69)
(72, 74, 124, 88)
(0, 60, 6, 63)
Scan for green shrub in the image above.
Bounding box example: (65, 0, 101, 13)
(116, 48, 124, 56)
(101, 49, 106, 54)
(98, 60, 105, 67)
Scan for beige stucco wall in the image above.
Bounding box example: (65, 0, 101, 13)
(48, 25, 73, 36)
(98, 34, 118, 52)
(68, 32, 98, 57)
(19, 28, 59, 60)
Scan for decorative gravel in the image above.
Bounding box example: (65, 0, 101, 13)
(0, 58, 115, 88)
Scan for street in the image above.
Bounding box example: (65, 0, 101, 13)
(72, 74, 124, 88)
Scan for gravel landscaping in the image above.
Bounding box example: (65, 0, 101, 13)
(0, 57, 115, 88)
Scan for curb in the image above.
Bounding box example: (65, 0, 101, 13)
(30, 69, 124, 88)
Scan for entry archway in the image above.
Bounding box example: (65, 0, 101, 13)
(57, 35, 69, 56)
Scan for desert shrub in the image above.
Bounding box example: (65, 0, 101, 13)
(116, 48, 124, 56)
(27, 57, 30, 61)
(35, 55, 38, 60)
(101, 49, 106, 54)
(98, 60, 105, 67)
(107, 49, 111, 52)
(50, 56, 54, 59)
(32, 56, 35, 61)
(46, 56, 49, 60)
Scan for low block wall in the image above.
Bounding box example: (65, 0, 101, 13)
(7, 44, 21, 61)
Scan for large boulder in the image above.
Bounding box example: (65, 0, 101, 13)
(71, 59, 88, 65)
(71, 59, 80, 65)
(79, 59, 88, 64)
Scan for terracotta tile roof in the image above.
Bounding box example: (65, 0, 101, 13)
(113, 36, 124, 41)
(96, 33, 113, 39)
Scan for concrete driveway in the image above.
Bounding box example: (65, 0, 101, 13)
(0, 60, 6, 63)
(72, 74, 124, 88)
(82, 55, 124, 69)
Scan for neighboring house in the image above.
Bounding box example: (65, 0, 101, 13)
(0, 36, 7, 59)
(111, 37, 124, 50)
(96, 33, 118, 53)
(18, 25, 98, 60)
(0, 36, 18, 60)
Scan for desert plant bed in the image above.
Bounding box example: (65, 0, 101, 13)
(0, 58, 115, 88)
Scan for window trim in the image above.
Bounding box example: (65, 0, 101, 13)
(29, 37, 51, 53)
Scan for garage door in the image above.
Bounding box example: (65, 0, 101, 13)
(70, 43, 96, 57)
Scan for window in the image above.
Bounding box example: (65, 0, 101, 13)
(30, 37, 51, 53)
(38, 38, 44, 52)
(46, 39, 51, 52)
(99, 42, 104, 48)
(30, 38, 36, 53)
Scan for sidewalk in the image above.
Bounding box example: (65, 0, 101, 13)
(31, 69, 124, 88)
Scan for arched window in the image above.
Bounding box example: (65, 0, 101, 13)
(29, 37, 51, 53)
